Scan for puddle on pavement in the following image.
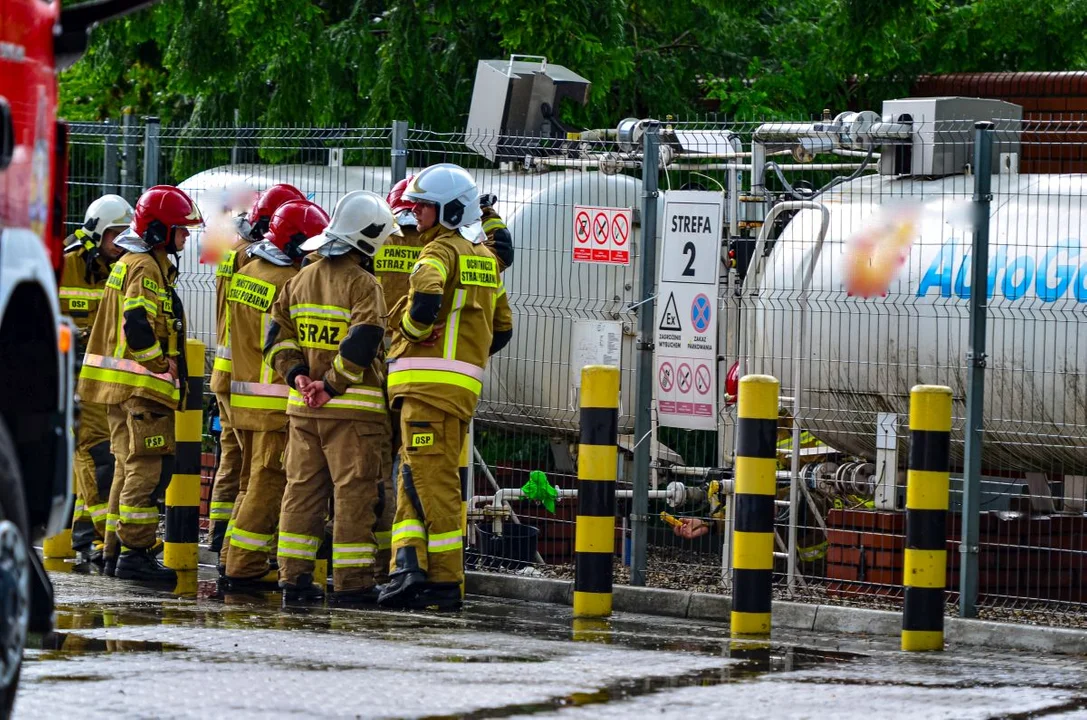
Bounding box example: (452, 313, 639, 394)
(29, 631, 186, 660)
(430, 654, 551, 664)
(420, 643, 859, 719)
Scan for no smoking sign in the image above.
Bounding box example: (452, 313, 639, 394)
(572, 205, 632, 266)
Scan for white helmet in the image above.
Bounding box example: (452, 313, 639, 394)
(82, 194, 135, 243)
(299, 190, 401, 256)
(403, 164, 482, 233)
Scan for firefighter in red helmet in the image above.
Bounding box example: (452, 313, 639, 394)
(209, 183, 306, 563)
(222, 200, 329, 590)
(77, 185, 202, 582)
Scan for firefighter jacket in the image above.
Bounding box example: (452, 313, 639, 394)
(481, 206, 514, 272)
(59, 232, 112, 354)
(227, 249, 297, 432)
(77, 248, 183, 410)
(376, 224, 439, 333)
(386, 226, 514, 421)
(265, 250, 389, 424)
(210, 235, 254, 394)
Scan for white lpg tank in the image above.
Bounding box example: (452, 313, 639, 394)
(751, 172, 1087, 472)
(177, 164, 645, 434)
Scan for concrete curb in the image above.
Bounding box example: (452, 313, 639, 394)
(465, 571, 1087, 655)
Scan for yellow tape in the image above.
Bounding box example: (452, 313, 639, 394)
(578, 444, 617, 481)
(906, 470, 950, 511)
(734, 456, 777, 496)
(733, 531, 774, 570)
(903, 548, 947, 589)
(737, 375, 779, 420)
(575, 515, 615, 554)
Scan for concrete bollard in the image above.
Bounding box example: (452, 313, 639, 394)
(573, 365, 620, 618)
(164, 339, 205, 571)
(902, 384, 952, 652)
(731, 374, 779, 638)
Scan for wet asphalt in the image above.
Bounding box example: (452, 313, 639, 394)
(13, 560, 1087, 719)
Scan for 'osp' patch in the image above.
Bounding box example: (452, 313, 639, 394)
(410, 432, 434, 448)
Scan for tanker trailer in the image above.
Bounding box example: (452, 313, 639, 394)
(749, 164, 1087, 474)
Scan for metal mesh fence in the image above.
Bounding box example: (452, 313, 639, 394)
(64, 112, 1087, 628)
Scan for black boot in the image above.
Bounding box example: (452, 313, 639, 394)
(377, 547, 426, 609)
(281, 573, 325, 607)
(115, 547, 177, 583)
(208, 522, 227, 555)
(223, 574, 278, 594)
(103, 554, 118, 577)
(408, 583, 463, 612)
(329, 585, 381, 608)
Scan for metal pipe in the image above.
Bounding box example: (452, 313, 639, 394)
(740, 201, 831, 376)
(666, 163, 870, 172)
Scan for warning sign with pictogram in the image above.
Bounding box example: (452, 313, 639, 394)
(658, 292, 682, 332)
(573, 210, 591, 260)
(654, 190, 724, 430)
(572, 205, 632, 266)
(610, 212, 630, 264)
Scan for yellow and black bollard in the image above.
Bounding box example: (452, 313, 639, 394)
(902, 384, 952, 652)
(573, 365, 619, 618)
(164, 339, 205, 571)
(731, 374, 779, 639)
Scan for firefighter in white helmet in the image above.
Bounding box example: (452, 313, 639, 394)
(265, 190, 399, 606)
(378, 164, 514, 612)
(59, 194, 132, 567)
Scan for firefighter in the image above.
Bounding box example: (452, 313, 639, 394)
(60, 194, 132, 566)
(222, 199, 329, 591)
(377, 164, 514, 612)
(208, 183, 306, 558)
(77, 185, 202, 581)
(479, 193, 514, 272)
(265, 190, 400, 607)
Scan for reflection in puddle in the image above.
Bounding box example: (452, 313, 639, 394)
(33, 632, 185, 659)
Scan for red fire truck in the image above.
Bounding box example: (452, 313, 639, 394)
(0, 0, 154, 711)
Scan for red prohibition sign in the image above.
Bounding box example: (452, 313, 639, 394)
(659, 361, 675, 392)
(593, 212, 610, 245)
(574, 210, 591, 244)
(677, 363, 693, 394)
(612, 213, 630, 246)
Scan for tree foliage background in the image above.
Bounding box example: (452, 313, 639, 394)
(60, 0, 1087, 128)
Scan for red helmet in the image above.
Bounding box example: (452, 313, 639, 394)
(132, 185, 203, 246)
(247, 184, 306, 227)
(386, 176, 416, 214)
(265, 200, 329, 260)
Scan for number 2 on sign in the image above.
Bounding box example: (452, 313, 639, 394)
(682, 242, 696, 277)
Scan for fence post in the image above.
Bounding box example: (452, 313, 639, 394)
(731, 374, 779, 638)
(630, 123, 661, 587)
(573, 365, 619, 618)
(142, 116, 160, 191)
(164, 339, 204, 571)
(103, 119, 119, 195)
(391, 121, 408, 184)
(121, 112, 138, 205)
(902, 384, 952, 651)
(231, 108, 241, 165)
(960, 121, 993, 619)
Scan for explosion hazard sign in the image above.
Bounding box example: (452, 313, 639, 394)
(654, 191, 724, 431)
(572, 205, 632, 266)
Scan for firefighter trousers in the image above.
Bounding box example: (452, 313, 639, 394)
(389, 397, 467, 585)
(225, 429, 286, 579)
(218, 427, 253, 570)
(71, 400, 114, 548)
(209, 394, 244, 540)
(278, 416, 388, 592)
(104, 397, 175, 554)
